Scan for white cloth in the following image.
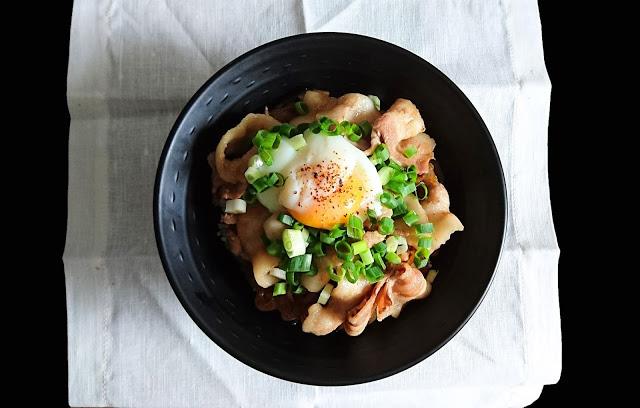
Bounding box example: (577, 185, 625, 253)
(65, 0, 561, 407)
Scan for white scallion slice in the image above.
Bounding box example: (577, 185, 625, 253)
(426, 269, 438, 284)
(385, 236, 398, 253)
(317, 283, 334, 305)
(396, 236, 408, 254)
(289, 133, 307, 150)
(244, 166, 262, 183)
(269, 267, 287, 280)
(282, 229, 306, 258)
(368, 94, 381, 111)
(224, 199, 247, 214)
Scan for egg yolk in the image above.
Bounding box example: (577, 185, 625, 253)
(288, 161, 366, 229)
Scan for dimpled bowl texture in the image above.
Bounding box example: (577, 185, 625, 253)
(154, 33, 506, 385)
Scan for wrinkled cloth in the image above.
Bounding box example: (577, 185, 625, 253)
(65, 0, 560, 407)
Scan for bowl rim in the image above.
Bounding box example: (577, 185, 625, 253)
(154, 32, 508, 386)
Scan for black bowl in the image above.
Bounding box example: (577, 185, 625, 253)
(154, 33, 506, 385)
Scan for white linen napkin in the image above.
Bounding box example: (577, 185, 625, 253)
(65, 1, 560, 407)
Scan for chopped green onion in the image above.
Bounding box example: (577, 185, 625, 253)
(416, 182, 429, 200)
(347, 214, 364, 239)
(416, 222, 434, 233)
(305, 262, 318, 276)
(359, 120, 372, 137)
(378, 217, 394, 235)
(258, 149, 273, 166)
(276, 123, 296, 136)
(273, 173, 285, 187)
(327, 266, 344, 283)
(342, 261, 360, 283)
(426, 269, 438, 283)
(352, 240, 368, 255)
(269, 267, 287, 280)
(288, 254, 313, 272)
(346, 122, 363, 141)
(372, 242, 387, 256)
(292, 285, 306, 294)
(272, 282, 287, 296)
(278, 213, 295, 226)
(301, 228, 310, 243)
(386, 180, 416, 197)
(364, 265, 384, 283)
(317, 283, 334, 305)
(307, 239, 325, 256)
(295, 123, 310, 134)
(392, 201, 408, 217)
(368, 95, 381, 111)
(248, 155, 263, 168)
(385, 251, 401, 264)
(414, 248, 430, 268)
(396, 236, 408, 254)
(372, 144, 390, 163)
(328, 226, 346, 239)
(380, 192, 397, 209)
(289, 133, 307, 150)
(388, 160, 403, 171)
(286, 270, 300, 287)
(319, 232, 336, 245)
(373, 252, 386, 269)
(403, 211, 420, 226)
(224, 199, 247, 214)
(385, 236, 398, 253)
(378, 167, 394, 185)
(292, 221, 305, 230)
(334, 239, 353, 260)
(266, 240, 284, 257)
(366, 208, 378, 221)
(406, 165, 417, 183)
(360, 248, 374, 265)
(403, 146, 418, 158)
(418, 236, 432, 249)
(244, 166, 262, 183)
(390, 171, 408, 183)
(294, 101, 309, 115)
(251, 175, 271, 193)
(282, 229, 306, 258)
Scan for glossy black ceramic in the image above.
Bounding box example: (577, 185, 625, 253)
(154, 33, 506, 385)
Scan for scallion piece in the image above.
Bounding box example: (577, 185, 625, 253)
(359, 120, 372, 137)
(396, 236, 408, 254)
(385, 251, 401, 264)
(373, 144, 390, 163)
(289, 133, 307, 150)
(295, 123, 310, 134)
(273, 172, 285, 187)
(282, 229, 306, 258)
(327, 266, 344, 283)
(308, 239, 325, 256)
(373, 252, 385, 269)
(334, 239, 353, 260)
(328, 226, 345, 239)
(426, 269, 438, 283)
(416, 182, 429, 200)
(414, 247, 430, 269)
(360, 248, 374, 265)
(288, 254, 313, 272)
(248, 155, 263, 168)
(292, 285, 306, 294)
(272, 282, 287, 296)
(386, 180, 416, 197)
(385, 236, 398, 253)
(319, 232, 336, 245)
(392, 201, 408, 217)
(415, 222, 434, 233)
(368, 95, 381, 111)
(258, 149, 273, 166)
(403, 146, 418, 158)
(347, 214, 364, 239)
(242, 185, 257, 204)
(286, 270, 300, 286)
(402, 210, 420, 226)
(351, 240, 368, 255)
(277, 213, 295, 226)
(294, 101, 309, 115)
(418, 236, 432, 250)
(269, 267, 287, 280)
(378, 217, 394, 235)
(276, 123, 295, 137)
(377, 167, 394, 185)
(244, 166, 262, 184)
(366, 208, 378, 221)
(317, 282, 334, 305)
(364, 265, 384, 283)
(372, 242, 387, 256)
(305, 262, 318, 276)
(224, 199, 247, 214)
(342, 261, 359, 283)
(388, 160, 403, 171)
(380, 192, 397, 209)
(406, 165, 417, 183)
(292, 221, 305, 230)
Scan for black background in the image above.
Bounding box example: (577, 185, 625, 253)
(39, 0, 572, 406)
